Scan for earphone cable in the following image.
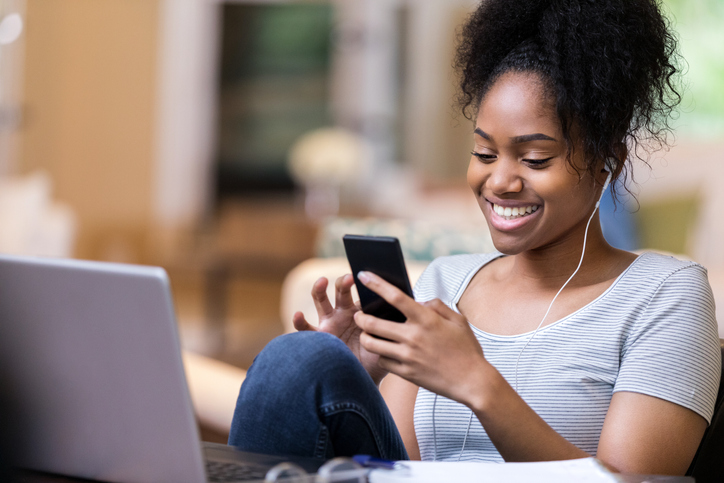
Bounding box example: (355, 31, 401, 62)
(431, 169, 612, 459)
(432, 394, 438, 461)
(513, 170, 611, 392)
(457, 410, 475, 462)
(431, 393, 475, 462)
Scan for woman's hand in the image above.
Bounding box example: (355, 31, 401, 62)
(352, 271, 490, 407)
(293, 274, 388, 384)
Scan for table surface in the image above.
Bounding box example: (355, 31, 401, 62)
(12, 468, 695, 483)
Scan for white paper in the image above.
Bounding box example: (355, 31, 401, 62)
(370, 457, 620, 483)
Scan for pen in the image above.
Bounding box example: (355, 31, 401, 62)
(352, 455, 408, 470)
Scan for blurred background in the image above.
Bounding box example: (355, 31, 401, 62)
(1, 0, 722, 442)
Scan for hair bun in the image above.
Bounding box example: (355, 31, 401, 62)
(456, 0, 681, 195)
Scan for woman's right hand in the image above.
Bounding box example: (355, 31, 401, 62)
(292, 274, 387, 384)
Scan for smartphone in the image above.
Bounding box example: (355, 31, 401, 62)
(343, 234, 413, 322)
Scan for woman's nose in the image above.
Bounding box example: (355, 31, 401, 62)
(487, 159, 523, 194)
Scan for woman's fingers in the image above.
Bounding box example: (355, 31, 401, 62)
(334, 274, 357, 310)
(422, 299, 462, 321)
(376, 355, 406, 377)
(354, 311, 404, 342)
(359, 330, 403, 360)
(357, 271, 422, 319)
(311, 277, 334, 318)
(292, 311, 317, 332)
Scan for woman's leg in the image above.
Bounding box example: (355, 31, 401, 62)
(228, 331, 409, 461)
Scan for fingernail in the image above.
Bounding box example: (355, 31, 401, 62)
(357, 271, 371, 284)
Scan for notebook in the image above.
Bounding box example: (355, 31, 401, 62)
(0, 254, 322, 482)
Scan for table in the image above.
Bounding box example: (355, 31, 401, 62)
(13, 468, 695, 482)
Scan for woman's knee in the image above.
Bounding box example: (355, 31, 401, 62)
(250, 331, 361, 383)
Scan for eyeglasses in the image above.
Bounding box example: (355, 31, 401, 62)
(262, 457, 369, 483)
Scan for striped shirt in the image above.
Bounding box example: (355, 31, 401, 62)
(412, 252, 721, 462)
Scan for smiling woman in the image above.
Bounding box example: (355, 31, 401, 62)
(466, 72, 602, 254)
(227, 0, 721, 477)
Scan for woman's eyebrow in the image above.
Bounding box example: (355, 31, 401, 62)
(510, 133, 557, 144)
(474, 127, 491, 140)
(474, 128, 557, 144)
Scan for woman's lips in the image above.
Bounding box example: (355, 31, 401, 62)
(486, 200, 541, 231)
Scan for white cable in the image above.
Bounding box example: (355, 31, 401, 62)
(432, 394, 438, 461)
(457, 410, 475, 462)
(432, 169, 611, 460)
(431, 393, 475, 462)
(513, 171, 610, 393)
(513, 204, 598, 392)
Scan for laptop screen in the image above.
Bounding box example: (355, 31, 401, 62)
(0, 255, 207, 483)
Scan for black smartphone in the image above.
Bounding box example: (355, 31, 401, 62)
(342, 234, 413, 322)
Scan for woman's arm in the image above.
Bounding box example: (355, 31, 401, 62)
(463, 363, 706, 473)
(380, 374, 421, 460)
(462, 363, 589, 462)
(354, 270, 710, 474)
(597, 391, 707, 474)
(355, 272, 590, 461)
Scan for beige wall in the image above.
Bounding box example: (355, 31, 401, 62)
(404, 2, 476, 180)
(20, 0, 159, 261)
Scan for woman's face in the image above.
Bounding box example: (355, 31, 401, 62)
(467, 71, 603, 255)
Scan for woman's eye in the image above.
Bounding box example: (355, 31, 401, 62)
(471, 151, 496, 162)
(523, 157, 554, 167)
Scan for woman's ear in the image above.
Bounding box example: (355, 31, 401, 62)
(597, 143, 627, 184)
(594, 158, 614, 188)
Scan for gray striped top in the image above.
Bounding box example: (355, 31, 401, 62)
(412, 252, 721, 462)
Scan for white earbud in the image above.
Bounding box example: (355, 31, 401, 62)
(595, 159, 614, 208)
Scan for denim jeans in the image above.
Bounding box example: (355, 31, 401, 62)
(228, 331, 409, 461)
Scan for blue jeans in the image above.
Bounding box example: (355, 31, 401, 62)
(228, 331, 409, 461)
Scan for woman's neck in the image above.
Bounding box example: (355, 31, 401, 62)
(504, 220, 628, 290)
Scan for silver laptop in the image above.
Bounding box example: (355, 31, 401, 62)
(0, 254, 322, 482)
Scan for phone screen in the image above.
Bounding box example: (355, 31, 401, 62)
(343, 234, 413, 322)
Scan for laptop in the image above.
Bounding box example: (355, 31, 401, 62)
(0, 254, 323, 482)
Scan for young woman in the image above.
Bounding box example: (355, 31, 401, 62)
(229, 0, 721, 475)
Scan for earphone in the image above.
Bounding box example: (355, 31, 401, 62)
(430, 158, 616, 462)
(596, 160, 614, 209)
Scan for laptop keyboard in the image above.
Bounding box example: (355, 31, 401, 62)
(206, 460, 269, 482)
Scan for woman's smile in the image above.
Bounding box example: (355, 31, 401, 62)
(467, 71, 602, 255)
(485, 198, 542, 232)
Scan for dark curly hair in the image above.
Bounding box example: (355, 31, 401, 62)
(455, 0, 682, 196)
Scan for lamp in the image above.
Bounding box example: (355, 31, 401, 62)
(287, 127, 369, 219)
(0, 13, 22, 45)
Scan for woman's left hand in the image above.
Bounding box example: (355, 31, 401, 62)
(353, 270, 490, 407)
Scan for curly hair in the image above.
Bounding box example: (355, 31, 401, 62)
(455, 0, 682, 195)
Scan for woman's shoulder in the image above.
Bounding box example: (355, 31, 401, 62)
(601, 251, 711, 312)
(413, 252, 502, 303)
(631, 250, 702, 269)
(613, 253, 720, 423)
(622, 251, 709, 288)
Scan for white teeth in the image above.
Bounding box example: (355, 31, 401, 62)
(492, 203, 539, 220)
